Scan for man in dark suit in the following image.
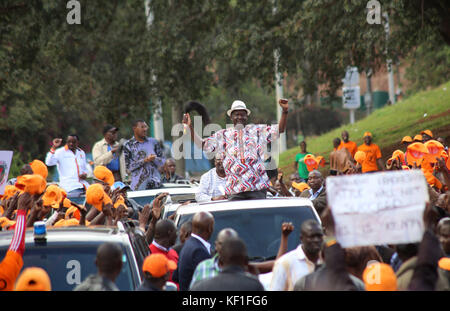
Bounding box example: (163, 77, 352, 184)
(176, 211, 215, 291)
(190, 237, 265, 291)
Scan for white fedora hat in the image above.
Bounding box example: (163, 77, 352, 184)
(226, 100, 251, 117)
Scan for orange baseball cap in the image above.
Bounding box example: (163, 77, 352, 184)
(29, 160, 48, 180)
(1, 185, 19, 200)
(65, 205, 81, 220)
(114, 195, 125, 209)
(390, 150, 405, 165)
(42, 185, 63, 209)
(315, 156, 326, 167)
(363, 262, 397, 291)
(0, 217, 16, 229)
(63, 198, 72, 209)
(406, 142, 429, 165)
(401, 136, 413, 143)
(420, 130, 433, 138)
(354, 150, 366, 165)
(303, 154, 318, 172)
(15, 174, 47, 195)
(413, 134, 423, 142)
(438, 257, 450, 271)
(142, 254, 177, 278)
(14, 267, 51, 291)
(53, 218, 82, 227)
(93, 166, 115, 187)
(86, 183, 112, 211)
(423, 140, 444, 163)
(292, 182, 310, 192)
(363, 132, 372, 137)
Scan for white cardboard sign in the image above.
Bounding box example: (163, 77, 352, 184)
(0, 151, 14, 196)
(326, 170, 429, 248)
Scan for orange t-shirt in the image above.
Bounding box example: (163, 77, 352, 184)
(339, 141, 358, 157)
(0, 251, 24, 291)
(357, 143, 382, 173)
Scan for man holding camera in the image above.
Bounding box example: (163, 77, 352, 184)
(92, 124, 127, 182)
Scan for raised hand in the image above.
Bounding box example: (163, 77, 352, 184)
(278, 98, 289, 111)
(281, 222, 294, 237)
(52, 138, 63, 148)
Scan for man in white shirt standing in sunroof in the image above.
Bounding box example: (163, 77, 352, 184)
(195, 153, 227, 202)
(45, 134, 90, 198)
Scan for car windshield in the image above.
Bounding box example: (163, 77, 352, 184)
(178, 206, 318, 261)
(0, 244, 135, 291)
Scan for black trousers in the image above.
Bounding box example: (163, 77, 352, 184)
(228, 189, 267, 201)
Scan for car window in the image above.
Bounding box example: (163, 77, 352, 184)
(0, 244, 135, 291)
(178, 206, 318, 261)
(130, 196, 156, 207)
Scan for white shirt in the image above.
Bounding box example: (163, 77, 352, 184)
(191, 233, 211, 255)
(269, 244, 321, 291)
(195, 168, 227, 202)
(45, 145, 90, 192)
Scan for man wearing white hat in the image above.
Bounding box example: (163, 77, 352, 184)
(183, 99, 289, 200)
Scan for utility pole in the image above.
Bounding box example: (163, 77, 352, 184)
(273, 1, 287, 165)
(145, 0, 165, 142)
(383, 12, 396, 105)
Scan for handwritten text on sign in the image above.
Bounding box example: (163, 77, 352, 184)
(326, 170, 429, 248)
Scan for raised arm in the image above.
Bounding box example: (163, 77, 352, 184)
(183, 113, 205, 149)
(278, 99, 289, 134)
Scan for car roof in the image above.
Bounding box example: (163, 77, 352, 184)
(127, 186, 198, 198)
(175, 197, 318, 215)
(0, 226, 130, 247)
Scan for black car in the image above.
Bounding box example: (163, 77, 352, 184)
(0, 221, 149, 291)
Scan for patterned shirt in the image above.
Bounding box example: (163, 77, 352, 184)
(203, 124, 280, 195)
(189, 254, 220, 289)
(195, 168, 227, 202)
(123, 136, 165, 190)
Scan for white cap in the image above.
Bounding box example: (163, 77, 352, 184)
(226, 100, 251, 117)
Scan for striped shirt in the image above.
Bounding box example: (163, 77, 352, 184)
(189, 254, 220, 289)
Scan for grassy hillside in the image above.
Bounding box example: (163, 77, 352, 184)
(279, 81, 450, 175)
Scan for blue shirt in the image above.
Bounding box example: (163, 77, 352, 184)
(106, 145, 120, 172)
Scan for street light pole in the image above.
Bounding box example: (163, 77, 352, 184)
(383, 12, 396, 105)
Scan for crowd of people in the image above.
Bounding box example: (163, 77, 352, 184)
(0, 98, 449, 291)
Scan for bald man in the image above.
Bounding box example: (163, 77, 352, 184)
(176, 211, 215, 291)
(299, 170, 327, 216)
(189, 228, 238, 288)
(149, 219, 179, 284)
(74, 242, 123, 291)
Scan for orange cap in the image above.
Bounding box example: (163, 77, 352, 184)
(438, 257, 450, 271)
(93, 166, 115, 187)
(0, 217, 16, 229)
(114, 195, 125, 209)
(315, 156, 326, 167)
(86, 183, 112, 211)
(15, 174, 47, 195)
(53, 218, 81, 227)
(354, 150, 366, 165)
(292, 182, 311, 192)
(42, 185, 63, 209)
(390, 150, 405, 165)
(1, 185, 19, 200)
(401, 136, 413, 143)
(65, 205, 81, 220)
(413, 134, 423, 142)
(29, 160, 48, 180)
(420, 130, 433, 138)
(14, 267, 51, 291)
(406, 142, 429, 166)
(303, 154, 318, 172)
(363, 262, 397, 291)
(142, 254, 177, 278)
(63, 198, 72, 209)
(363, 132, 372, 138)
(423, 140, 445, 164)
